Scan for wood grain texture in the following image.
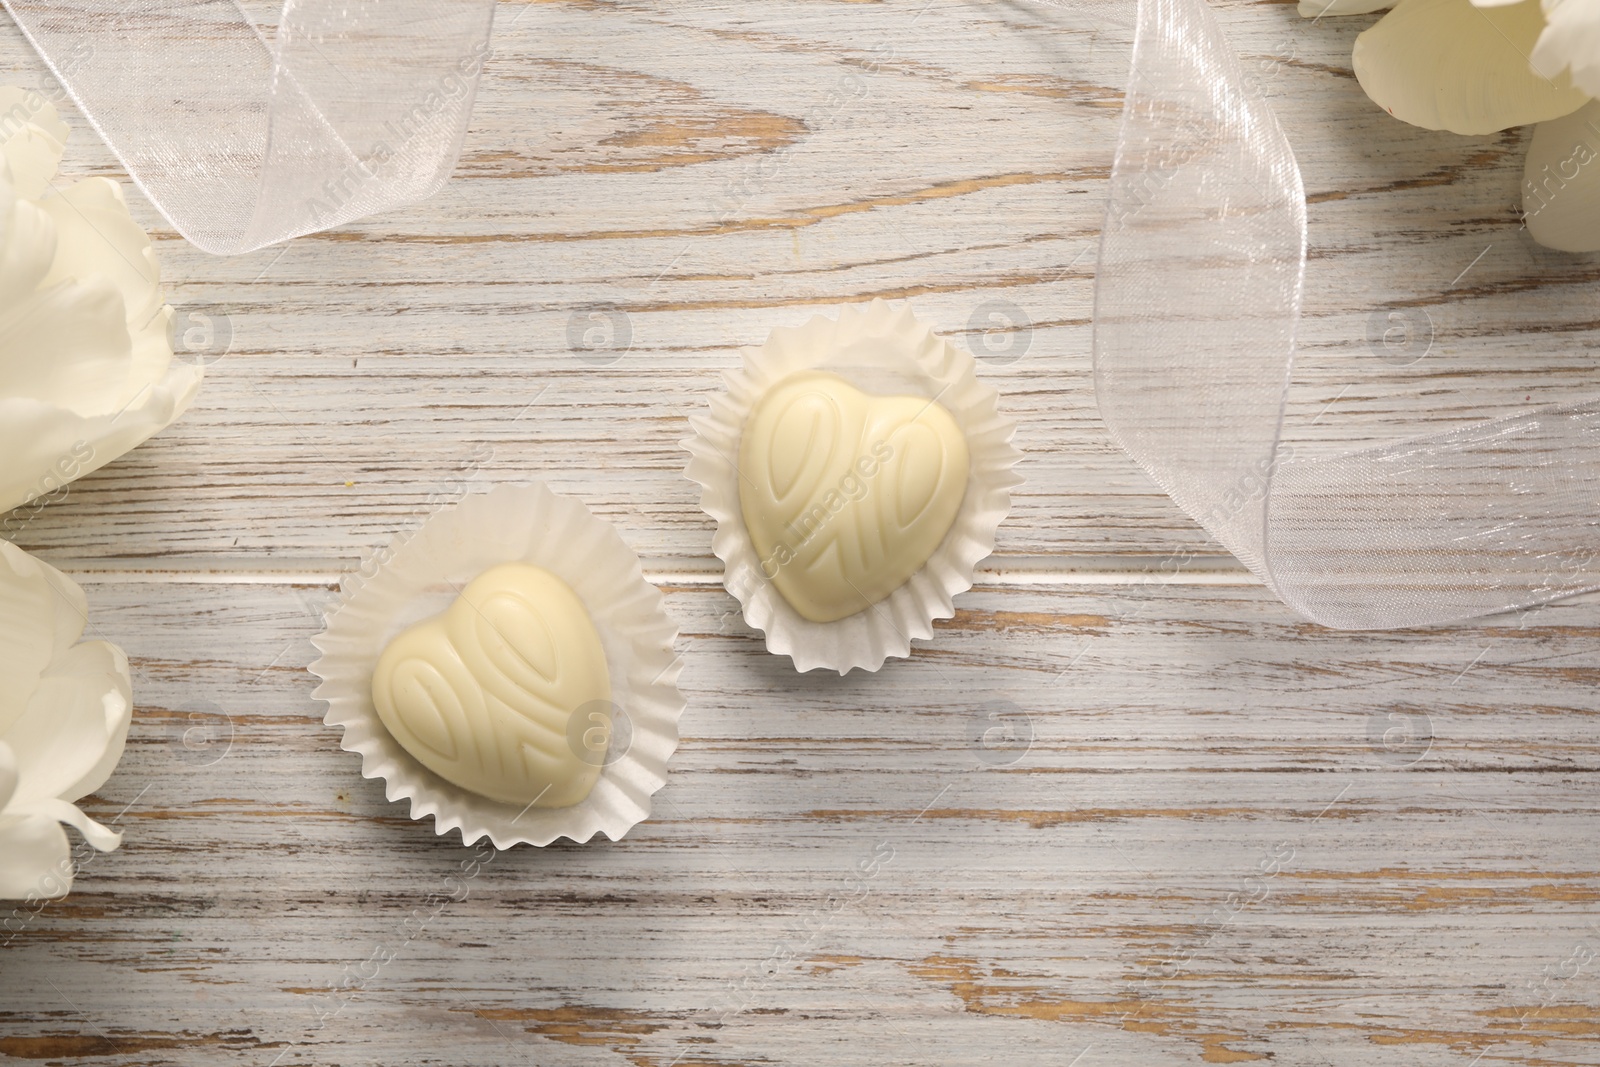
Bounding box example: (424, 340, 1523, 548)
(4, 579, 1600, 1065)
(4, 0, 1594, 567)
(3, 0, 1600, 1065)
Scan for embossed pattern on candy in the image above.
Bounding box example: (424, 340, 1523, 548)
(738, 370, 971, 623)
(682, 298, 1024, 673)
(370, 562, 611, 809)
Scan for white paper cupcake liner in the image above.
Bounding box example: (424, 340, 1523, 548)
(308, 483, 685, 848)
(683, 298, 1024, 674)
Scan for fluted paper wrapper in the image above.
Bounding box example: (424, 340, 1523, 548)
(308, 484, 684, 848)
(683, 299, 1023, 674)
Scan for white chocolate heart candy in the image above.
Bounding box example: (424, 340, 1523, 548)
(738, 370, 970, 622)
(370, 562, 611, 808)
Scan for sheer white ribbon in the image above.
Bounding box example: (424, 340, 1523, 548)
(11, 0, 1596, 629)
(1097, 0, 1600, 628)
(1, 0, 495, 255)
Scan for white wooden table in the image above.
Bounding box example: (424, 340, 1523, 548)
(4, 2, 1600, 1064)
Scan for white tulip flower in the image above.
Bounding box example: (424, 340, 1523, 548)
(0, 85, 201, 521)
(0, 540, 132, 901)
(1353, 0, 1588, 135)
(1307, 0, 1600, 250)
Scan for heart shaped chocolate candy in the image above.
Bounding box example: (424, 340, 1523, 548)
(738, 371, 969, 622)
(370, 562, 611, 808)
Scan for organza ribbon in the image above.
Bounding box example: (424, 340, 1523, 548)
(1098, 0, 1600, 629)
(12, 0, 1597, 629)
(1, 0, 494, 255)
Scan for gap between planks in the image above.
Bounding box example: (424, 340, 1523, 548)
(46, 553, 1257, 586)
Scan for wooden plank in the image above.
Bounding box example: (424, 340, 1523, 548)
(2, 1, 1595, 566)
(2, 578, 1599, 1064)
(4, 2, 1600, 1065)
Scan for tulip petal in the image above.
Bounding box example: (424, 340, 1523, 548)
(1, 125, 63, 202)
(0, 812, 73, 900)
(0, 274, 134, 410)
(13, 797, 121, 851)
(1522, 99, 1600, 250)
(1532, 0, 1600, 98)
(0, 741, 18, 812)
(0, 542, 86, 736)
(0, 546, 128, 902)
(0, 353, 202, 516)
(1354, 0, 1590, 135)
(39, 177, 163, 328)
(6, 641, 131, 806)
(0, 87, 67, 202)
(128, 303, 176, 394)
(0, 91, 193, 519)
(0, 192, 58, 314)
